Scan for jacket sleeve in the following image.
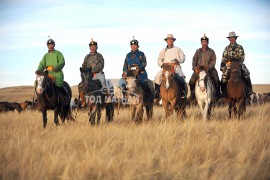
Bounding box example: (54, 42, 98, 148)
(123, 55, 128, 72)
(237, 45, 245, 63)
(82, 55, 88, 68)
(209, 49, 217, 68)
(192, 50, 199, 70)
(157, 50, 164, 67)
(92, 54, 104, 73)
(139, 52, 147, 69)
(177, 48, 186, 64)
(54, 52, 65, 71)
(37, 54, 47, 71)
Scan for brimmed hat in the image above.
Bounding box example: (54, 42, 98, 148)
(201, 33, 209, 42)
(89, 38, 97, 46)
(164, 34, 176, 41)
(46, 35, 55, 45)
(130, 36, 139, 45)
(227, 31, 239, 38)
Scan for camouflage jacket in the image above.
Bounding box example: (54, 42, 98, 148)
(192, 47, 216, 71)
(221, 43, 245, 64)
(82, 52, 104, 73)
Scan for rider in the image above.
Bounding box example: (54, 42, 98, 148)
(122, 36, 154, 103)
(35, 36, 69, 105)
(154, 34, 187, 99)
(78, 38, 108, 107)
(220, 31, 253, 98)
(189, 34, 221, 100)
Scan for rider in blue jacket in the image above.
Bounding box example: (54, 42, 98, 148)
(123, 37, 153, 103)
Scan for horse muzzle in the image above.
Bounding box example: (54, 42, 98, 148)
(36, 87, 44, 95)
(200, 86, 206, 92)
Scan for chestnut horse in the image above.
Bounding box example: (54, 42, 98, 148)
(226, 59, 246, 119)
(160, 63, 186, 118)
(195, 66, 215, 121)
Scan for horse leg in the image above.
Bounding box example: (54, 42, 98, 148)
(197, 100, 204, 119)
(207, 102, 212, 120)
(97, 106, 101, 125)
(228, 101, 232, 119)
(42, 110, 47, 128)
(54, 107, 60, 126)
(131, 106, 136, 121)
(162, 100, 169, 117)
(233, 102, 237, 118)
(203, 101, 209, 122)
(238, 98, 245, 120)
(134, 103, 144, 123)
(89, 105, 97, 125)
(170, 98, 177, 116)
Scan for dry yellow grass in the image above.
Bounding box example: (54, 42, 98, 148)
(1, 104, 270, 179)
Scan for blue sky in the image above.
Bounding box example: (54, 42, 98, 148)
(0, 0, 270, 88)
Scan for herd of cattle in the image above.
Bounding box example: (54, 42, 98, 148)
(0, 92, 270, 114)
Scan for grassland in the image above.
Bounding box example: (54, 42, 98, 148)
(0, 85, 270, 179)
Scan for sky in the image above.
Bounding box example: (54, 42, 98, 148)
(0, 0, 270, 88)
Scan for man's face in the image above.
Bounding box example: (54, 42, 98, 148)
(201, 40, 208, 48)
(229, 37, 236, 44)
(166, 38, 174, 47)
(47, 44, 55, 51)
(130, 44, 138, 51)
(90, 45, 97, 53)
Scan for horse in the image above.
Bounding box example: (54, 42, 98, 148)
(226, 59, 247, 119)
(113, 85, 126, 115)
(80, 67, 114, 125)
(160, 63, 186, 118)
(125, 65, 154, 123)
(194, 66, 216, 121)
(35, 70, 74, 128)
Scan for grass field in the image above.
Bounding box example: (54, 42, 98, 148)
(0, 85, 270, 179)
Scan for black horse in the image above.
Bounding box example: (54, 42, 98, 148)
(35, 70, 74, 128)
(80, 67, 114, 125)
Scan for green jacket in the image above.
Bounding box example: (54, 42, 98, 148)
(37, 50, 65, 87)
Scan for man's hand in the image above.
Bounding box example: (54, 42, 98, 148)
(46, 66, 54, 71)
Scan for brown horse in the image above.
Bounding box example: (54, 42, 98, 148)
(226, 59, 246, 119)
(126, 65, 154, 123)
(160, 63, 186, 118)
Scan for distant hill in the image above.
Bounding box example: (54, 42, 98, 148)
(0, 83, 269, 102)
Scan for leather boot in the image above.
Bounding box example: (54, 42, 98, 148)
(79, 92, 86, 107)
(189, 84, 196, 100)
(154, 83, 160, 99)
(245, 77, 253, 96)
(220, 82, 227, 98)
(59, 86, 70, 106)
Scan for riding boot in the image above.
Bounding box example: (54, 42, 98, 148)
(245, 77, 253, 97)
(79, 92, 86, 107)
(189, 84, 196, 100)
(216, 89, 221, 100)
(59, 86, 70, 106)
(220, 82, 227, 98)
(179, 81, 187, 99)
(154, 83, 160, 99)
(141, 83, 154, 103)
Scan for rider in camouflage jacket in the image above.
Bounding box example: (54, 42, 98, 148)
(220, 32, 253, 97)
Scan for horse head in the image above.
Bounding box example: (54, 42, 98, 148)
(80, 67, 93, 92)
(35, 70, 54, 95)
(228, 58, 242, 82)
(195, 66, 208, 92)
(162, 63, 175, 90)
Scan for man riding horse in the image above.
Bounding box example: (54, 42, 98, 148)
(220, 32, 253, 98)
(35, 37, 69, 105)
(189, 34, 221, 100)
(154, 34, 187, 99)
(78, 38, 109, 107)
(122, 36, 154, 103)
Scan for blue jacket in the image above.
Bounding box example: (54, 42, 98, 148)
(123, 50, 148, 84)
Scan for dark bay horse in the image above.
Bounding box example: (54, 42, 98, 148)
(35, 71, 74, 128)
(126, 65, 154, 123)
(226, 59, 247, 119)
(80, 67, 114, 125)
(160, 63, 186, 118)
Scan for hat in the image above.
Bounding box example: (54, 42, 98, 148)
(89, 38, 97, 46)
(46, 35, 55, 45)
(164, 34, 176, 41)
(227, 31, 239, 38)
(130, 36, 139, 45)
(201, 33, 209, 41)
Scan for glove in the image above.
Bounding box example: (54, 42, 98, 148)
(46, 66, 54, 71)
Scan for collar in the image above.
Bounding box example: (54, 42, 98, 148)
(90, 51, 97, 55)
(131, 49, 139, 53)
(229, 43, 238, 47)
(48, 49, 55, 53)
(166, 45, 175, 49)
(200, 46, 209, 51)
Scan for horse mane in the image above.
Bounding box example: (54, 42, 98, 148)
(126, 69, 136, 78)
